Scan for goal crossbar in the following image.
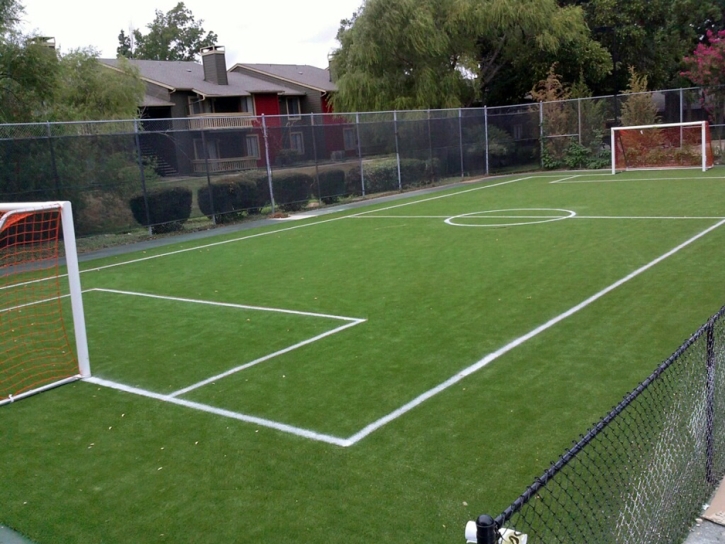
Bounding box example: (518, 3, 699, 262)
(611, 121, 713, 174)
(0, 201, 90, 406)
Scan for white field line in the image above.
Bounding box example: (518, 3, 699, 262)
(352, 214, 725, 221)
(575, 216, 725, 220)
(169, 318, 366, 397)
(343, 218, 725, 446)
(91, 288, 362, 322)
(78, 176, 534, 275)
(557, 175, 725, 184)
(83, 376, 351, 447)
(0, 292, 70, 313)
(549, 174, 581, 184)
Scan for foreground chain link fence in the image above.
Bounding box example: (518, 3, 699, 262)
(0, 86, 722, 237)
(466, 306, 725, 544)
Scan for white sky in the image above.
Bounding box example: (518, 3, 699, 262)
(20, 0, 362, 67)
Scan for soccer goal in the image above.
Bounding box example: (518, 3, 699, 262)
(611, 121, 714, 174)
(0, 201, 89, 406)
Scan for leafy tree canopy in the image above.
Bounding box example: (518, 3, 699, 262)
(0, 0, 144, 123)
(330, 0, 610, 110)
(117, 2, 218, 61)
(558, 0, 725, 95)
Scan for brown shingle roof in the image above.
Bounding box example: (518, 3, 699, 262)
(99, 58, 304, 97)
(233, 64, 337, 93)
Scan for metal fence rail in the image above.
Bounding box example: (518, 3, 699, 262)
(0, 86, 721, 237)
(467, 306, 725, 544)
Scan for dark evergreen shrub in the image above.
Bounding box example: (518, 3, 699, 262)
(129, 186, 192, 234)
(317, 169, 346, 204)
(198, 178, 261, 223)
(272, 172, 313, 211)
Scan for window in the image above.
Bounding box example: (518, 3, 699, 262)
(287, 97, 301, 118)
(343, 128, 357, 150)
(246, 135, 260, 158)
(241, 96, 254, 113)
(289, 132, 304, 154)
(193, 138, 219, 160)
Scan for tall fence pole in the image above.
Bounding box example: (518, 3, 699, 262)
(200, 128, 216, 224)
(356, 113, 365, 197)
(261, 114, 275, 214)
(310, 114, 321, 204)
(539, 102, 544, 169)
(46, 122, 61, 198)
(133, 119, 152, 235)
(484, 106, 489, 176)
(394, 111, 402, 191)
(578, 98, 582, 145)
(459, 108, 465, 179)
(706, 319, 717, 485)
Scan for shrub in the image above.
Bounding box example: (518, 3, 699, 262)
(272, 172, 313, 211)
(129, 186, 192, 234)
(345, 158, 431, 195)
(198, 178, 262, 223)
(317, 169, 346, 204)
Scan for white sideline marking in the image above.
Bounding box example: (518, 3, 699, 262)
(557, 175, 725, 184)
(83, 376, 351, 447)
(80, 176, 533, 274)
(343, 218, 725, 445)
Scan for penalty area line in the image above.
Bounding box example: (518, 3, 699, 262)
(344, 218, 725, 446)
(83, 376, 352, 447)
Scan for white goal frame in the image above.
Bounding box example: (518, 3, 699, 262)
(0, 201, 90, 406)
(611, 121, 713, 174)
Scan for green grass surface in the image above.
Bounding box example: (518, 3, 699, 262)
(3, 170, 725, 543)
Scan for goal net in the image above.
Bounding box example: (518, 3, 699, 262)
(611, 121, 714, 173)
(0, 202, 89, 406)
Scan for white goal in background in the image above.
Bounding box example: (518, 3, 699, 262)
(0, 201, 89, 406)
(611, 121, 714, 174)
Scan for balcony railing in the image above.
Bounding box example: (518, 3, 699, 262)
(188, 113, 255, 130)
(192, 157, 259, 174)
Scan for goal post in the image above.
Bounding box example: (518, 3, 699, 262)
(0, 201, 90, 406)
(611, 121, 714, 174)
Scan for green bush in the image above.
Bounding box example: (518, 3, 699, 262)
(272, 172, 313, 211)
(129, 187, 192, 234)
(198, 178, 262, 223)
(346, 158, 431, 195)
(317, 169, 346, 204)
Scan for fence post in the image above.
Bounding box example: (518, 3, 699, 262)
(459, 108, 465, 179)
(310, 114, 322, 204)
(356, 112, 365, 197)
(199, 129, 216, 224)
(46, 122, 61, 198)
(261, 114, 275, 214)
(133, 119, 152, 235)
(539, 102, 544, 169)
(394, 111, 402, 191)
(706, 319, 717, 485)
(578, 98, 582, 145)
(464, 515, 497, 544)
(484, 106, 489, 176)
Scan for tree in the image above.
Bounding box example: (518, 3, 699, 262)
(330, 0, 609, 111)
(558, 0, 725, 95)
(117, 2, 218, 61)
(619, 67, 659, 126)
(681, 29, 725, 132)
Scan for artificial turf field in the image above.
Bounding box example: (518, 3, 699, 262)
(3, 169, 725, 543)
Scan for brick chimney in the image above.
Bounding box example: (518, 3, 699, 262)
(201, 45, 228, 86)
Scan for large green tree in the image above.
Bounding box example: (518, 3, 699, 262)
(330, 0, 610, 110)
(117, 2, 218, 61)
(0, 0, 144, 123)
(558, 0, 725, 95)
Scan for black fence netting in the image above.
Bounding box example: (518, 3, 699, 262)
(468, 307, 725, 544)
(0, 86, 721, 238)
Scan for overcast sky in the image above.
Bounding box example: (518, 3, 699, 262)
(20, 0, 362, 68)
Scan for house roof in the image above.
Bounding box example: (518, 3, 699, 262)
(99, 58, 304, 98)
(232, 64, 337, 93)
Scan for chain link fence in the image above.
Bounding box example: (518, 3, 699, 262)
(467, 306, 725, 544)
(0, 86, 721, 237)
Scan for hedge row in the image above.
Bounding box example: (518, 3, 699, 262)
(128, 159, 436, 231)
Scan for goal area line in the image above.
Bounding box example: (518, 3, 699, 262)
(82, 218, 725, 447)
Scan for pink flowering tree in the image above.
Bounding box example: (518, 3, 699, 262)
(681, 30, 725, 132)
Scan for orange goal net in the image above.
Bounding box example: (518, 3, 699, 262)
(0, 202, 89, 405)
(612, 121, 714, 173)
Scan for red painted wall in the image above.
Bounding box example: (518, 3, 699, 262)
(253, 93, 281, 118)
